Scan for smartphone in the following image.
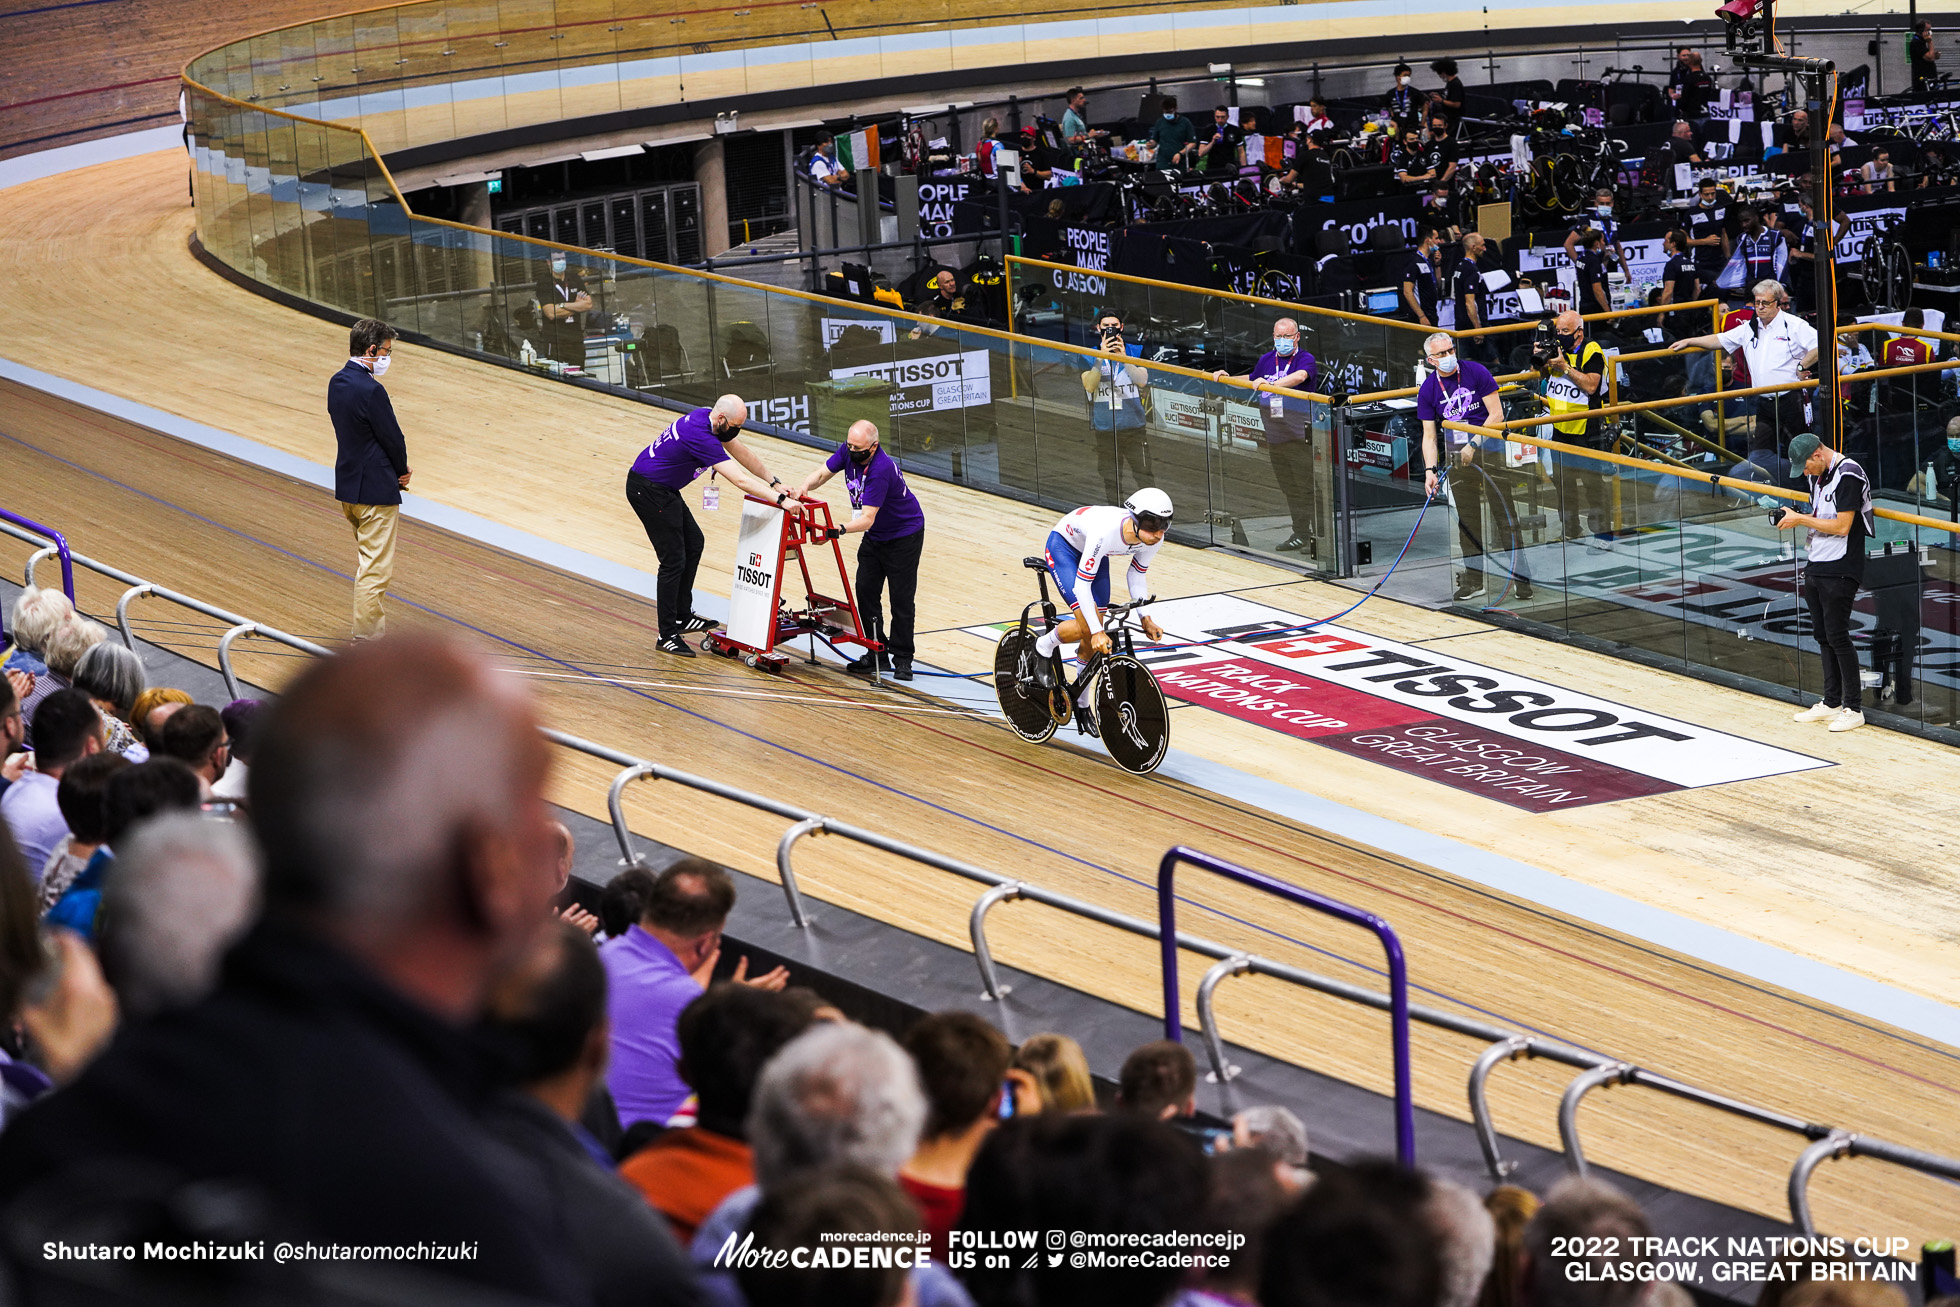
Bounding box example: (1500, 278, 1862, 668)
(997, 1078, 1017, 1120)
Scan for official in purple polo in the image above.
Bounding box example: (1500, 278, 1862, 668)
(626, 394, 802, 658)
(327, 318, 411, 639)
(1214, 317, 1319, 554)
(792, 420, 926, 681)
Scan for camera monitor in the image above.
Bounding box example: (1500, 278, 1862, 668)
(1363, 287, 1402, 314)
(1515, 286, 1548, 315)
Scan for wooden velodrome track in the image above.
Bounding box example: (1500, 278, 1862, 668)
(2, 149, 1958, 1240)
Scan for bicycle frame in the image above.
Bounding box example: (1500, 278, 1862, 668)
(1021, 564, 1145, 727)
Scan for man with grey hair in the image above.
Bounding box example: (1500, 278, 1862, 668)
(692, 1022, 971, 1305)
(98, 812, 259, 1019)
(625, 393, 805, 658)
(1521, 1175, 1651, 1307)
(1671, 278, 1817, 470)
(1424, 1177, 1496, 1307)
(790, 419, 927, 679)
(0, 634, 584, 1301)
(1212, 317, 1320, 554)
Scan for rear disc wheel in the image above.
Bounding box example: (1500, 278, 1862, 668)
(994, 629, 1061, 743)
(1096, 655, 1170, 775)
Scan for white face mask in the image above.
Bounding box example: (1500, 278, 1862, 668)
(1594, 204, 1613, 216)
(1432, 353, 1459, 375)
(354, 354, 391, 377)
(1398, 76, 1410, 86)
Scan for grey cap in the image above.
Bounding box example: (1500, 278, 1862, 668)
(1788, 432, 1822, 464)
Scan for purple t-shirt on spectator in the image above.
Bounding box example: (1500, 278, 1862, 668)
(1415, 359, 1498, 447)
(600, 925, 700, 1126)
(630, 406, 729, 488)
(1247, 349, 1318, 445)
(823, 445, 926, 542)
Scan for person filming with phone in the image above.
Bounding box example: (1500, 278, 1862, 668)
(1082, 311, 1153, 502)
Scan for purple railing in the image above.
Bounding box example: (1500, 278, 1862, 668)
(1157, 845, 1416, 1167)
(0, 509, 74, 601)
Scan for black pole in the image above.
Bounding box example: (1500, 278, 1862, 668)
(1810, 64, 1839, 450)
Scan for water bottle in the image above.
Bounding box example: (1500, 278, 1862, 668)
(519, 339, 536, 367)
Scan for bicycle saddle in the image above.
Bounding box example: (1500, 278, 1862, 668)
(1022, 557, 1048, 570)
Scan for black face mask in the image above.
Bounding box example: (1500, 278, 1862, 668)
(849, 446, 875, 467)
(1558, 333, 1580, 351)
(712, 422, 739, 443)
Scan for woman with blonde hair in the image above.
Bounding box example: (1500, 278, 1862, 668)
(1476, 1184, 1540, 1307)
(1010, 1032, 1096, 1113)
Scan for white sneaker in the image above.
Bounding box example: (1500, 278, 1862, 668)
(1828, 708, 1866, 733)
(1792, 701, 1838, 723)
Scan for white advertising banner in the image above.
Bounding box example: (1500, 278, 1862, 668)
(828, 349, 992, 414)
(725, 498, 788, 651)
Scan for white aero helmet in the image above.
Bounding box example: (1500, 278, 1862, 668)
(1125, 488, 1174, 532)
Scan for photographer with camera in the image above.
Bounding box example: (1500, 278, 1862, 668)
(1670, 280, 1816, 472)
(1536, 310, 1611, 542)
(1778, 433, 1873, 732)
(1082, 311, 1154, 502)
(1417, 333, 1532, 601)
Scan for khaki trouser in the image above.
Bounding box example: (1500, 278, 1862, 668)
(341, 501, 399, 639)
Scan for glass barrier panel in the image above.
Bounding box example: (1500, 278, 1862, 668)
(274, 22, 324, 117)
(261, 115, 311, 298)
(441, 1, 511, 138)
(552, 0, 623, 121)
(392, 1, 461, 146)
(492, 0, 567, 134)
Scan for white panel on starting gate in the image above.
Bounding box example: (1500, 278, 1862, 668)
(726, 499, 788, 650)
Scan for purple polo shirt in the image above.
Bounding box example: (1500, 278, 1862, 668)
(1415, 359, 1498, 446)
(601, 925, 700, 1126)
(824, 445, 926, 542)
(1247, 349, 1318, 445)
(630, 406, 730, 489)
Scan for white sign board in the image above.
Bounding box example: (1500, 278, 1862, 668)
(725, 498, 788, 650)
(829, 349, 992, 414)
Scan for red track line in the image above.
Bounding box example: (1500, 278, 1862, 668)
(3, 74, 177, 112)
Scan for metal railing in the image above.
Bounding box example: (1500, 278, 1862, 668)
(5, 515, 1957, 1234)
(0, 510, 73, 602)
(1157, 845, 1415, 1167)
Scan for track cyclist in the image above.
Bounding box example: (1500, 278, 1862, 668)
(1028, 490, 1172, 697)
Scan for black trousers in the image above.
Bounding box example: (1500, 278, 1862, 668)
(1096, 425, 1153, 504)
(1551, 430, 1610, 536)
(1752, 389, 1812, 458)
(855, 529, 924, 662)
(1265, 438, 1316, 541)
(1804, 572, 1862, 710)
(1451, 450, 1525, 571)
(625, 473, 703, 640)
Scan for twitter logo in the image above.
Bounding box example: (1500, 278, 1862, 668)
(1047, 1254, 1065, 1268)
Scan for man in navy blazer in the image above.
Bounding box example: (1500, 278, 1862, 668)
(327, 319, 412, 639)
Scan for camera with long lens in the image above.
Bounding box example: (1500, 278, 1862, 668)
(1529, 319, 1562, 373)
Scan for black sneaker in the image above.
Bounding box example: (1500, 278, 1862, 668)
(893, 659, 913, 681)
(657, 635, 697, 658)
(681, 612, 719, 634)
(1453, 575, 1481, 601)
(846, 653, 892, 676)
(1516, 578, 1534, 600)
(1276, 534, 1307, 553)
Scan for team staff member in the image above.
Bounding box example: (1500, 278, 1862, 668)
(1685, 178, 1732, 292)
(1539, 309, 1610, 542)
(1566, 189, 1626, 282)
(1909, 21, 1938, 94)
(625, 395, 804, 658)
(1384, 64, 1419, 128)
(809, 133, 847, 187)
(1212, 318, 1318, 554)
(1780, 432, 1873, 732)
(1670, 279, 1817, 467)
(792, 420, 925, 681)
(1417, 333, 1531, 601)
(1726, 205, 1787, 300)
(1197, 106, 1244, 176)
(1568, 228, 1612, 314)
(1059, 87, 1107, 151)
(1428, 59, 1466, 132)
(1401, 225, 1446, 328)
(1659, 229, 1701, 335)
(535, 251, 593, 364)
(1454, 232, 1494, 363)
(1147, 97, 1197, 167)
(328, 318, 412, 640)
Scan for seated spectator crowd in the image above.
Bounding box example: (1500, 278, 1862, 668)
(0, 615, 1933, 1307)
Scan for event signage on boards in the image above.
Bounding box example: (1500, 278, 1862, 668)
(725, 499, 789, 649)
(1056, 224, 1111, 295)
(963, 591, 1828, 812)
(828, 349, 993, 415)
(917, 179, 978, 240)
(1517, 236, 1672, 290)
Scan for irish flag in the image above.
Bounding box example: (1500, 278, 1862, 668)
(836, 126, 880, 172)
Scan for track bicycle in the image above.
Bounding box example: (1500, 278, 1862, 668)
(993, 557, 1171, 776)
